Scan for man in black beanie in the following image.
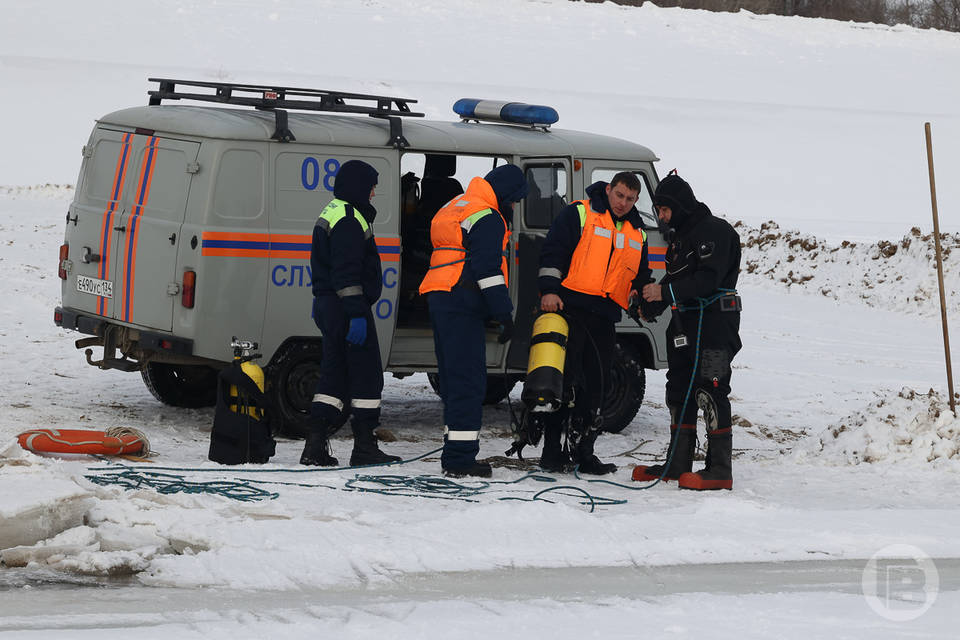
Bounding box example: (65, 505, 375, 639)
(420, 163, 528, 477)
(301, 159, 401, 467)
(633, 172, 742, 490)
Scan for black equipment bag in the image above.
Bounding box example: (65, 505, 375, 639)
(208, 360, 276, 465)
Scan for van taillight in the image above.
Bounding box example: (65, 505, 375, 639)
(182, 270, 196, 308)
(58, 243, 69, 279)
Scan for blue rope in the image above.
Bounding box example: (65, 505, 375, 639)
(85, 452, 626, 510)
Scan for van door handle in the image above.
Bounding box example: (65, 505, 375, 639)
(81, 246, 101, 264)
(114, 225, 126, 232)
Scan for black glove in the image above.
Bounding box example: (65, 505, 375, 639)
(496, 314, 514, 344)
(641, 298, 668, 320)
(627, 293, 642, 323)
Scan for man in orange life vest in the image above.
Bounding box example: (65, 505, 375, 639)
(420, 164, 529, 477)
(538, 172, 651, 474)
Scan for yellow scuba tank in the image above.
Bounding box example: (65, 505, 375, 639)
(230, 338, 264, 419)
(521, 312, 569, 412)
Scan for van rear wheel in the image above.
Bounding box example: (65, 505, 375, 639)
(141, 363, 218, 408)
(266, 340, 347, 439)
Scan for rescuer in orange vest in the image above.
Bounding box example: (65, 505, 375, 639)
(538, 172, 651, 474)
(420, 164, 529, 477)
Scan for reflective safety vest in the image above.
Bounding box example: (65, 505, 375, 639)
(561, 200, 646, 309)
(317, 199, 372, 239)
(315, 198, 376, 300)
(419, 177, 511, 294)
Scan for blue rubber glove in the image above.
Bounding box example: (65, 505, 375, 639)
(345, 316, 367, 345)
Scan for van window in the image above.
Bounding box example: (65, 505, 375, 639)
(523, 164, 568, 228)
(590, 169, 657, 228)
(214, 150, 264, 220)
(141, 145, 195, 222)
(84, 138, 128, 205)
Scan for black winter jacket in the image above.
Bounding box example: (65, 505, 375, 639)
(310, 202, 383, 319)
(645, 205, 740, 320)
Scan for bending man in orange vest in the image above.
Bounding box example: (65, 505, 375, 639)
(420, 164, 529, 477)
(538, 172, 651, 474)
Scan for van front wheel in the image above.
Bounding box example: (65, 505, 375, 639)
(141, 363, 219, 408)
(599, 341, 646, 434)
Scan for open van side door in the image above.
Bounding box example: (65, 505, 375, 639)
(506, 158, 572, 370)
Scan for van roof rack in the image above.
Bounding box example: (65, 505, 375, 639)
(146, 78, 424, 147)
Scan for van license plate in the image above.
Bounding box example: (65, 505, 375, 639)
(76, 275, 113, 299)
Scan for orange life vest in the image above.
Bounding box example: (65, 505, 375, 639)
(419, 177, 511, 294)
(561, 200, 646, 309)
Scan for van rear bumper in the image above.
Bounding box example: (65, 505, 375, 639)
(54, 306, 195, 370)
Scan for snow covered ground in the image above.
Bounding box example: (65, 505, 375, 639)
(2, 1, 960, 638)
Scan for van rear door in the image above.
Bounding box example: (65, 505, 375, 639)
(109, 134, 199, 332)
(63, 128, 137, 319)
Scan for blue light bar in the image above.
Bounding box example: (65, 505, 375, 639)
(453, 99, 559, 127)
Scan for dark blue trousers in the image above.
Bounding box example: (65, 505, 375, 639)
(311, 295, 383, 428)
(428, 288, 488, 470)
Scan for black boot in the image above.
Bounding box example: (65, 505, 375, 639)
(632, 424, 696, 482)
(442, 460, 492, 478)
(349, 422, 402, 466)
(679, 428, 733, 490)
(573, 430, 617, 475)
(300, 419, 338, 467)
(539, 419, 571, 472)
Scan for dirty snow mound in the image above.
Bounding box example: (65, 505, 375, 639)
(799, 387, 960, 466)
(737, 221, 960, 316)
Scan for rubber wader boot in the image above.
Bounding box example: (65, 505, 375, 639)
(349, 422, 402, 466)
(574, 430, 617, 475)
(678, 428, 733, 490)
(632, 424, 696, 482)
(539, 419, 570, 472)
(300, 419, 338, 467)
(442, 460, 493, 478)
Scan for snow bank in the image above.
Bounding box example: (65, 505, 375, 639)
(800, 387, 960, 465)
(737, 220, 960, 316)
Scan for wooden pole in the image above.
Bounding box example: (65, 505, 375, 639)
(924, 122, 956, 414)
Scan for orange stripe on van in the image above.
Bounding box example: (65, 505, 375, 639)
(199, 233, 401, 263)
(97, 133, 133, 315)
(122, 136, 160, 323)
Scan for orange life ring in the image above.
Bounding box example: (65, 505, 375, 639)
(17, 428, 147, 456)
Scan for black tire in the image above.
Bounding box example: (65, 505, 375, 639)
(599, 341, 646, 434)
(141, 363, 219, 408)
(426, 372, 520, 405)
(266, 340, 348, 440)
